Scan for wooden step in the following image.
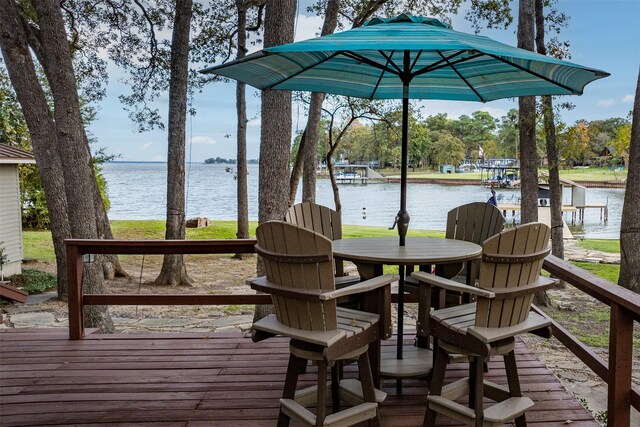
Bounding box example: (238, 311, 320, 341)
(427, 395, 476, 425)
(0, 282, 28, 303)
(280, 398, 377, 426)
(484, 396, 534, 424)
(339, 379, 387, 404)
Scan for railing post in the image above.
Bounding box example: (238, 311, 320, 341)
(66, 244, 84, 340)
(608, 302, 633, 427)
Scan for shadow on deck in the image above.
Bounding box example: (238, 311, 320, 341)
(0, 328, 598, 426)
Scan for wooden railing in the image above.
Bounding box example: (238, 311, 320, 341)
(66, 239, 266, 341)
(540, 255, 640, 427)
(66, 240, 639, 426)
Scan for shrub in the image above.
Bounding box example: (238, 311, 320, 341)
(10, 269, 56, 294)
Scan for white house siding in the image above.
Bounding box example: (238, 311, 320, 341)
(0, 164, 23, 277)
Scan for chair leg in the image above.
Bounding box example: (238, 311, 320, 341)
(504, 351, 527, 427)
(278, 353, 306, 427)
(423, 345, 448, 427)
(331, 362, 341, 413)
(316, 360, 328, 427)
(357, 352, 380, 427)
(469, 356, 484, 427)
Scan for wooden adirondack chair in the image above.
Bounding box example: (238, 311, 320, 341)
(285, 202, 360, 287)
(409, 202, 505, 347)
(407, 201, 504, 287)
(250, 221, 396, 427)
(438, 201, 505, 279)
(411, 223, 555, 427)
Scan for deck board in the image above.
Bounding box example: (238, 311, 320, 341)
(0, 328, 598, 426)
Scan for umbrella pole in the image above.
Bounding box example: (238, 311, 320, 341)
(395, 53, 412, 382)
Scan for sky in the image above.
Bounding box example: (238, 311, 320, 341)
(87, 0, 640, 163)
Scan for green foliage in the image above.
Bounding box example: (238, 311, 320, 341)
(1, 65, 113, 229)
(10, 269, 56, 294)
(430, 130, 465, 166)
(0, 242, 8, 281)
(0, 242, 8, 266)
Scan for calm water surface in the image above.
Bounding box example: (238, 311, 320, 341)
(102, 162, 623, 239)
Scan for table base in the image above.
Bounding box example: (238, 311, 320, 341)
(380, 345, 433, 379)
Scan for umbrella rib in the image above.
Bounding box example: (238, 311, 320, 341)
(264, 51, 342, 90)
(378, 50, 402, 74)
(436, 50, 485, 102)
(411, 50, 469, 77)
(370, 52, 395, 99)
(483, 52, 580, 94)
(409, 50, 423, 73)
(341, 51, 401, 76)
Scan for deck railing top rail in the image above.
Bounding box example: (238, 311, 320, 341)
(543, 255, 640, 321)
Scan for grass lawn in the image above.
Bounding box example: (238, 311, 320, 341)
(23, 220, 444, 263)
(572, 261, 620, 283)
(577, 238, 620, 253)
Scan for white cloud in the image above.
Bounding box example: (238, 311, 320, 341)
(622, 94, 634, 103)
(151, 155, 166, 162)
(248, 118, 261, 127)
(191, 136, 217, 145)
(596, 99, 615, 108)
(294, 14, 324, 42)
(140, 142, 153, 150)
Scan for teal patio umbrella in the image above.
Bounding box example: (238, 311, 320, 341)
(201, 14, 608, 245)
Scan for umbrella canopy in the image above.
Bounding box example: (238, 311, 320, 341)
(201, 14, 608, 244)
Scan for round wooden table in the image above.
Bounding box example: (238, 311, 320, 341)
(333, 237, 482, 382)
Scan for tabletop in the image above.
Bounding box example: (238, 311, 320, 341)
(332, 236, 482, 265)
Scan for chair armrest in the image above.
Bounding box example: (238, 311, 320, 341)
(467, 311, 551, 343)
(491, 277, 557, 299)
(249, 276, 323, 301)
(319, 274, 398, 300)
(411, 271, 495, 299)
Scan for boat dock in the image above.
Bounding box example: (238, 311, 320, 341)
(331, 164, 386, 184)
(498, 204, 575, 239)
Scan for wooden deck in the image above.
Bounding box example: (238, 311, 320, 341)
(0, 328, 599, 426)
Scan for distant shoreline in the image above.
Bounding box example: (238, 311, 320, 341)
(384, 177, 626, 189)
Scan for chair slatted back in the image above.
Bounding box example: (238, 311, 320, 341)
(440, 202, 505, 279)
(445, 202, 505, 245)
(256, 221, 338, 331)
(285, 202, 345, 276)
(475, 223, 550, 328)
(285, 202, 342, 241)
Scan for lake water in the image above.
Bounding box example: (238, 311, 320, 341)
(102, 162, 624, 239)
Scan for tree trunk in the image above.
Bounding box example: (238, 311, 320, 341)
(534, 0, 563, 261)
(619, 67, 640, 293)
(235, 0, 250, 250)
(289, 128, 307, 205)
(531, 0, 554, 306)
(85, 134, 127, 279)
(0, 0, 71, 299)
(155, 0, 194, 286)
(254, 0, 297, 322)
(300, 0, 339, 203)
(517, 0, 538, 224)
(32, 0, 113, 331)
(326, 151, 342, 213)
(302, 93, 325, 202)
